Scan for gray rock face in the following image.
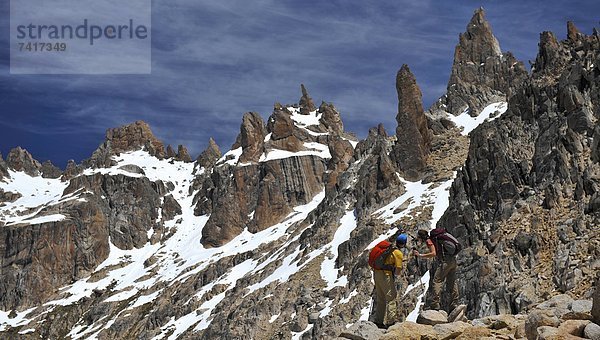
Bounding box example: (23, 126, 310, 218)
(438, 23, 600, 319)
(354, 125, 403, 218)
(5, 147, 42, 176)
(390, 64, 431, 181)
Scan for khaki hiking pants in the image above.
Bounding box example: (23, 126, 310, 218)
(431, 257, 459, 310)
(373, 270, 398, 326)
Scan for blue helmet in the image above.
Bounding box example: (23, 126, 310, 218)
(396, 233, 408, 245)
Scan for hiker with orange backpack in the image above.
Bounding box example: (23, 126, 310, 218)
(368, 233, 408, 328)
(413, 228, 462, 312)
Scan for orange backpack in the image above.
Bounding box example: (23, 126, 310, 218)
(368, 240, 396, 271)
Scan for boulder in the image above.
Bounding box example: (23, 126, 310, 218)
(567, 21, 582, 43)
(536, 326, 560, 339)
(584, 323, 600, 340)
(456, 326, 492, 339)
(382, 321, 436, 340)
(339, 321, 384, 340)
(416, 310, 448, 325)
(118, 164, 145, 175)
(563, 300, 593, 320)
(432, 321, 471, 340)
(558, 320, 590, 337)
(0, 153, 8, 178)
(448, 304, 467, 322)
(525, 310, 561, 340)
(267, 110, 295, 140)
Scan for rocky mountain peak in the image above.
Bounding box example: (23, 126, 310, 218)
(87, 120, 166, 167)
(105, 120, 165, 156)
(5, 147, 42, 177)
(390, 64, 431, 180)
(196, 138, 222, 168)
(299, 84, 317, 115)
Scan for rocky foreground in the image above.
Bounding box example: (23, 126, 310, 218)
(341, 287, 600, 340)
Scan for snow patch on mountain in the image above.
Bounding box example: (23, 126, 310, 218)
(0, 170, 71, 226)
(446, 101, 508, 135)
(321, 209, 357, 291)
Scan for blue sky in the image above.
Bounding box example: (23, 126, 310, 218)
(1, 0, 599, 167)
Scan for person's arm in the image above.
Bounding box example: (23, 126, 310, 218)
(393, 250, 403, 277)
(413, 241, 436, 258)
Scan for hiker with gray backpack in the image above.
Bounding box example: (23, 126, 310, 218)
(413, 228, 462, 312)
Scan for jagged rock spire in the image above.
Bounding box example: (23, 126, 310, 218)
(535, 31, 561, 73)
(391, 64, 431, 180)
(237, 112, 266, 163)
(196, 138, 222, 168)
(435, 7, 527, 116)
(176, 145, 192, 162)
(166, 145, 176, 158)
(451, 7, 501, 69)
(567, 21, 582, 43)
(299, 84, 317, 115)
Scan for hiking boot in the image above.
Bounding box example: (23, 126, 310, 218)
(375, 322, 386, 329)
